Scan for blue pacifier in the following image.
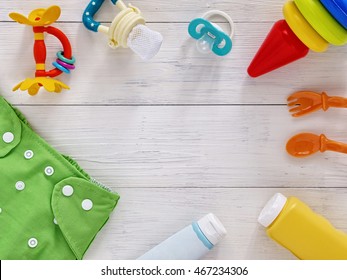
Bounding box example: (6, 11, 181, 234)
(188, 10, 235, 56)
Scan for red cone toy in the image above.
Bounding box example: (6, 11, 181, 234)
(248, 20, 309, 78)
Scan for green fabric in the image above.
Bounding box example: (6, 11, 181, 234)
(0, 97, 120, 260)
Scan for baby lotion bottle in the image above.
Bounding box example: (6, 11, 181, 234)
(138, 213, 227, 260)
(258, 193, 347, 259)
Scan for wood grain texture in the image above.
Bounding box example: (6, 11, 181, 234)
(0, 0, 284, 23)
(16, 106, 347, 189)
(1, 0, 347, 260)
(0, 21, 345, 105)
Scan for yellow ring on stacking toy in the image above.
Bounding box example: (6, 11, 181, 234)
(294, 0, 347, 46)
(283, 1, 328, 52)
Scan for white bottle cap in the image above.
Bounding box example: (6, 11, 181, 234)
(197, 213, 227, 246)
(258, 193, 288, 228)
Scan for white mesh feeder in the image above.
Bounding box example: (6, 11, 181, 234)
(83, 0, 163, 60)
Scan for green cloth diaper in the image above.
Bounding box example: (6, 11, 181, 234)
(0, 97, 120, 260)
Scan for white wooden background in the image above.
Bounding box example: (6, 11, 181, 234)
(0, 0, 346, 260)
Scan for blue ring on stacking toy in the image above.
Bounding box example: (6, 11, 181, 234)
(320, 0, 347, 29)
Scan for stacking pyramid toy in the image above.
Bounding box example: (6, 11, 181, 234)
(248, 0, 347, 77)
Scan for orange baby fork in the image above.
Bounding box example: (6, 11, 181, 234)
(9, 6, 75, 95)
(287, 91, 347, 117)
(286, 133, 347, 158)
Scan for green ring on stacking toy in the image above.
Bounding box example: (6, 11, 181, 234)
(294, 0, 347, 46)
(283, 1, 329, 52)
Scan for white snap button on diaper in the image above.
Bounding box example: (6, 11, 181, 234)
(15, 181, 25, 191)
(28, 238, 38, 248)
(62, 185, 74, 197)
(24, 150, 34, 159)
(2, 132, 14, 144)
(82, 199, 93, 211)
(44, 166, 54, 176)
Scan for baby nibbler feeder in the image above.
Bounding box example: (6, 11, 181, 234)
(83, 0, 163, 60)
(9, 6, 76, 95)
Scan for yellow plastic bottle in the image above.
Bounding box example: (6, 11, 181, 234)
(258, 193, 347, 259)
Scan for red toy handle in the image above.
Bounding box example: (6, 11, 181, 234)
(33, 26, 73, 78)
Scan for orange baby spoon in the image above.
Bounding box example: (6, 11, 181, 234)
(286, 133, 347, 157)
(287, 91, 347, 117)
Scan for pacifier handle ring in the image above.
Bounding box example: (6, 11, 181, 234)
(202, 10, 235, 39)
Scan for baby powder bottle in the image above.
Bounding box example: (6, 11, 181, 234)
(258, 193, 347, 259)
(137, 213, 227, 260)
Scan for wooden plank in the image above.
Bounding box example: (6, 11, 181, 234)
(0, 0, 283, 23)
(84, 187, 347, 259)
(13, 105, 347, 189)
(0, 22, 345, 105)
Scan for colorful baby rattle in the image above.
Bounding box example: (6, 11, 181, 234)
(248, 0, 347, 77)
(9, 6, 76, 95)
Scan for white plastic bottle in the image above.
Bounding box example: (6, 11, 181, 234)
(137, 213, 227, 260)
